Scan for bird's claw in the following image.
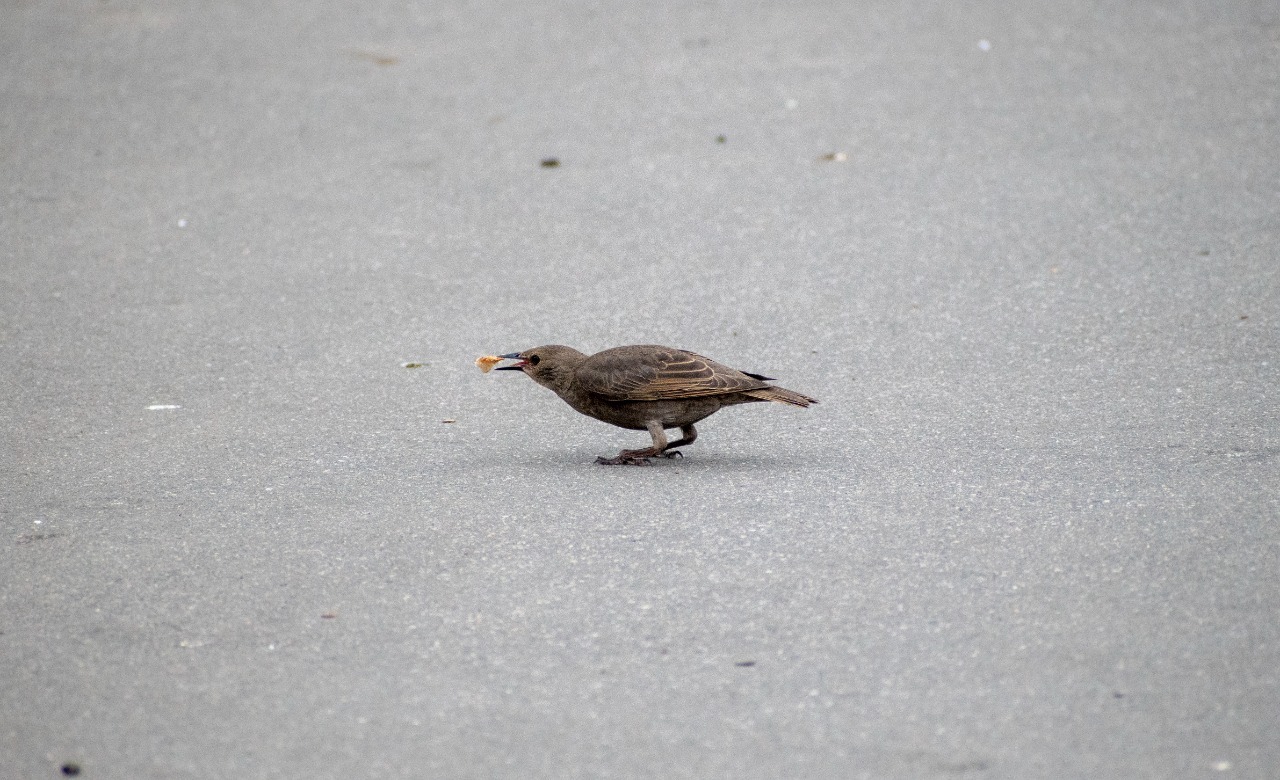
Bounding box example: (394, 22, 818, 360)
(595, 454, 653, 466)
(595, 448, 683, 466)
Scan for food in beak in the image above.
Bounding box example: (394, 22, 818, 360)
(475, 355, 505, 373)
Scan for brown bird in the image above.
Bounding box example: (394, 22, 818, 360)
(492, 344, 817, 465)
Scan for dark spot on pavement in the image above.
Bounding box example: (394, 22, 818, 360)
(935, 759, 989, 773)
(540, 157, 560, 168)
(61, 763, 81, 777)
(18, 533, 60, 545)
(734, 660, 756, 667)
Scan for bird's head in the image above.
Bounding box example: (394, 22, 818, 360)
(494, 345, 587, 392)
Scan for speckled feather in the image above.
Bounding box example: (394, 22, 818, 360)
(576, 345, 770, 401)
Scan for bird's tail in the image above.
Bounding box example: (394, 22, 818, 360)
(743, 386, 818, 408)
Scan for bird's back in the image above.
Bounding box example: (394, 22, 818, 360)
(576, 345, 771, 402)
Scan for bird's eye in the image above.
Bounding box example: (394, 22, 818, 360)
(529, 355, 541, 366)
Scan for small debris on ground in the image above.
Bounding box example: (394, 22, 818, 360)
(346, 48, 400, 66)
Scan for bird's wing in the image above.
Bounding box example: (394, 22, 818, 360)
(576, 346, 769, 401)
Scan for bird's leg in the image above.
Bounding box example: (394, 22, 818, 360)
(596, 421, 669, 466)
(657, 424, 697, 458)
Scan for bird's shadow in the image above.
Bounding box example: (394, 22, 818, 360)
(511, 448, 812, 474)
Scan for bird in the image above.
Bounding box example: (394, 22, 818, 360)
(491, 344, 817, 465)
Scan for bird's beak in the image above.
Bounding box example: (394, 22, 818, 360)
(494, 352, 527, 371)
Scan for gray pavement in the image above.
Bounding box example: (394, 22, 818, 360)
(3, 1, 1278, 778)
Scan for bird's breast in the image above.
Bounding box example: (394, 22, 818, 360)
(578, 396, 724, 430)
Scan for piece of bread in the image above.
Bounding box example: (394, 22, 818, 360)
(475, 355, 504, 373)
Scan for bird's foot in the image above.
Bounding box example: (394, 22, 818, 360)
(595, 454, 653, 466)
(594, 448, 684, 466)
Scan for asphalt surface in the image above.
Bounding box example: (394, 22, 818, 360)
(3, 1, 1278, 778)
